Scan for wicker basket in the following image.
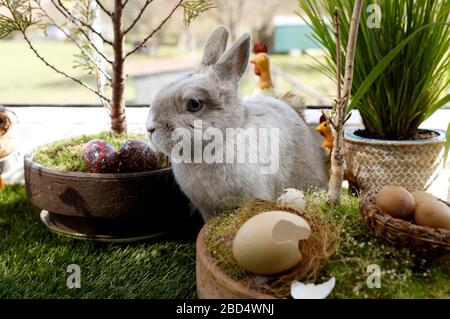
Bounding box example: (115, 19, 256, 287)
(359, 186, 450, 255)
(345, 129, 446, 192)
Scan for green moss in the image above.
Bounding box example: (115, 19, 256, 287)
(315, 192, 450, 298)
(33, 131, 156, 172)
(206, 191, 450, 298)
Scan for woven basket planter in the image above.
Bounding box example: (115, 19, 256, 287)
(345, 129, 446, 192)
(359, 186, 450, 255)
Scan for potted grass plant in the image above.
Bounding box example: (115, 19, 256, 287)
(0, 0, 212, 240)
(300, 0, 450, 191)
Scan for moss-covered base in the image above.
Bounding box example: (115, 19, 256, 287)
(33, 131, 169, 172)
(206, 191, 450, 298)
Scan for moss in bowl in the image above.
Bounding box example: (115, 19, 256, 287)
(33, 131, 169, 172)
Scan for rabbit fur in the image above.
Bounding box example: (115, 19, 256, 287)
(146, 26, 328, 220)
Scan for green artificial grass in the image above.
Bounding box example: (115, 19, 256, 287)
(33, 132, 147, 172)
(1, 185, 449, 298)
(0, 185, 197, 298)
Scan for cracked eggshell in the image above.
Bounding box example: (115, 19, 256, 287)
(277, 188, 306, 212)
(291, 277, 336, 299)
(232, 211, 311, 275)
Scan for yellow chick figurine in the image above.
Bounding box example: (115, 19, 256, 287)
(315, 115, 333, 156)
(250, 52, 306, 119)
(250, 53, 277, 97)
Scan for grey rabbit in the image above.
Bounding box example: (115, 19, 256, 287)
(146, 26, 328, 221)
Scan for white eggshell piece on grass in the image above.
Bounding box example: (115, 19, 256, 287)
(232, 211, 311, 275)
(277, 188, 307, 212)
(291, 277, 336, 299)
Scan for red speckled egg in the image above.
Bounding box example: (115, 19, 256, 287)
(82, 139, 120, 173)
(119, 140, 158, 172)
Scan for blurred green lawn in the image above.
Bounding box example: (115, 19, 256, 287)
(0, 40, 187, 104)
(0, 39, 333, 105)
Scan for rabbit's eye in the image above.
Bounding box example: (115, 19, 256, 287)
(187, 99, 204, 112)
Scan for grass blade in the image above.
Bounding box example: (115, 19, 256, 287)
(348, 22, 449, 111)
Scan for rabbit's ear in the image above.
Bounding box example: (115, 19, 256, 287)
(200, 26, 230, 68)
(214, 32, 251, 84)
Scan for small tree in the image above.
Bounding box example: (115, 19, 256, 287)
(0, 0, 213, 134)
(326, 0, 362, 204)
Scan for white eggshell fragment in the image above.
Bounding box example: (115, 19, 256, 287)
(277, 188, 306, 212)
(232, 211, 311, 275)
(291, 277, 336, 299)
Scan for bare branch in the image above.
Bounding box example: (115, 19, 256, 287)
(327, 0, 363, 204)
(122, 0, 130, 9)
(52, 0, 113, 47)
(22, 33, 110, 103)
(35, 2, 111, 82)
(321, 109, 336, 129)
(94, 0, 112, 17)
(125, 0, 183, 58)
(50, 0, 113, 64)
(340, 1, 362, 115)
(331, 8, 341, 128)
(2, 1, 108, 101)
(124, 0, 154, 35)
(334, 8, 342, 104)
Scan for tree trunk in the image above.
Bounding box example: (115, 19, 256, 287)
(327, 113, 346, 203)
(111, 0, 127, 134)
(327, 0, 363, 204)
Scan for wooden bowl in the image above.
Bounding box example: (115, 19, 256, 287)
(24, 153, 191, 221)
(196, 225, 275, 299)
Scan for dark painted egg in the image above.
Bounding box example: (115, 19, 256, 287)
(82, 139, 120, 173)
(119, 140, 158, 172)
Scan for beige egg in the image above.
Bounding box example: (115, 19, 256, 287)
(232, 211, 311, 275)
(411, 191, 436, 208)
(375, 186, 415, 220)
(415, 199, 450, 231)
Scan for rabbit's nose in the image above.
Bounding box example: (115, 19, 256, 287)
(148, 127, 156, 135)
